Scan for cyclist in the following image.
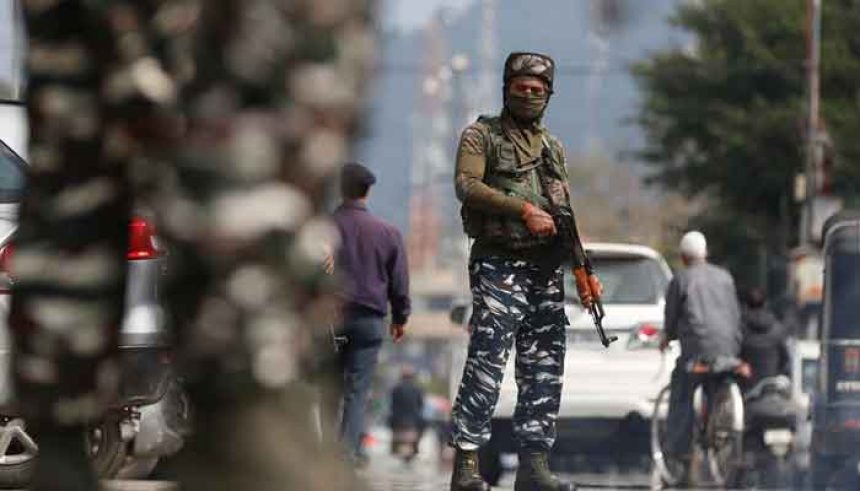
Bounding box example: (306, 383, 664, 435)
(658, 231, 744, 476)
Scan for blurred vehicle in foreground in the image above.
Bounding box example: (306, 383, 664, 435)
(0, 106, 191, 486)
(809, 212, 860, 489)
(450, 242, 675, 484)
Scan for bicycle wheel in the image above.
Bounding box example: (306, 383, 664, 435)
(650, 384, 682, 488)
(706, 381, 744, 487)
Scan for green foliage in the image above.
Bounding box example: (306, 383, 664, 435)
(632, 0, 860, 287)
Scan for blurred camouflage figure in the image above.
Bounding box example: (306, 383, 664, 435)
(449, 52, 602, 491)
(15, 0, 374, 489)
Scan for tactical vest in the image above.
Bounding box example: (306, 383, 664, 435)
(460, 115, 572, 249)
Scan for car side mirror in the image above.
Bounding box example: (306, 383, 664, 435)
(449, 304, 467, 325)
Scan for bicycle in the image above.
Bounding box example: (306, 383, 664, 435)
(651, 356, 747, 489)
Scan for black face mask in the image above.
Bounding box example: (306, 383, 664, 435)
(505, 93, 548, 122)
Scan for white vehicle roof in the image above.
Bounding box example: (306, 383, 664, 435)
(584, 242, 666, 261)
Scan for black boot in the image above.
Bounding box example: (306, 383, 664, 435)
(450, 448, 490, 491)
(514, 451, 575, 491)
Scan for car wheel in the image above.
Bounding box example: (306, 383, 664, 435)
(0, 414, 127, 487)
(478, 441, 503, 486)
(87, 414, 127, 479)
(0, 418, 37, 489)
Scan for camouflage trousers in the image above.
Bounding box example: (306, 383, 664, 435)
(451, 257, 568, 451)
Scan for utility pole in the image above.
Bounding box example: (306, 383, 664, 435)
(801, 0, 822, 246)
(477, 0, 498, 115)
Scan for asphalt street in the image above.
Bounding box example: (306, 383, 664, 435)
(355, 427, 790, 490)
(359, 427, 656, 491)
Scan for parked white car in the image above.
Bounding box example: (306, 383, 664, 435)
(449, 242, 678, 483)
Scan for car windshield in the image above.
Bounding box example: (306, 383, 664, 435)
(0, 139, 26, 203)
(565, 256, 668, 305)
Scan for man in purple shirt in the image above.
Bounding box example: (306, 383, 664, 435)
(333, 162, 411, 463)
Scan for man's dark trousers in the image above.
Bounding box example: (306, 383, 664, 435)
(666, 357, 695, 459)
(338, 308, 385, 458)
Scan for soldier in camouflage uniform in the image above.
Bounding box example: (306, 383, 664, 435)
(449, 52, 603, 491)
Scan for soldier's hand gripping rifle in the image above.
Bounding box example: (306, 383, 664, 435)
(537, 138, 617, 348)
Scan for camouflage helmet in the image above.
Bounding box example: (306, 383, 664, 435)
(503, 52, 556, 91)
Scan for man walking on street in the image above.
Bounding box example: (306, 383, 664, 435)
(449, 52, 602, 491)
(333, 163, 410, 464)
(659, 231, 743, 480)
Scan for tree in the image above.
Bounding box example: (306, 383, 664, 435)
(632, 0, 860, 289)
(567, 152, 701, 256)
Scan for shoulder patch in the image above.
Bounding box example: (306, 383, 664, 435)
(460, 126, 486, 155)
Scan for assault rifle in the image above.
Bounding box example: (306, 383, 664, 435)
(555, 213, 617, 348)
(538, 138, 617, 348)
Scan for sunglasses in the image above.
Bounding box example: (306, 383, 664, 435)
(510, 82, 549, 96)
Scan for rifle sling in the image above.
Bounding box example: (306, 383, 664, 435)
(538, 136, 590, 271)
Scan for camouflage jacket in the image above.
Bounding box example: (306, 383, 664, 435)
(455, 114, 572, 251)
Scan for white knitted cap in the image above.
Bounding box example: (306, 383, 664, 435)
(680, 231, 707, 260)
